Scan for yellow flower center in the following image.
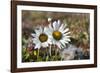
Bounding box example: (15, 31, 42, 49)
(52, 31, 62, 40)
(39, 33, 48, 42)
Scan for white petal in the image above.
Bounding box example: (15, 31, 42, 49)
(52, 21, 57, 30)
(62, 28, 69, 33)
(47, 38, 52, 44)
(35, 29, 41, 36)
(57, 42, 65, 49)
(44, 26, 48, 31)
(57, 20, 61, 26)
(59, 24, 65, 32)
(52, 40, 57, 45)
(56, 20, 61, 29)
(31, 33, 36, 37)
(48, 28, 53, 35)
(60, 37, 69, 44)
(44, 27, 52, 36)
(63, 32, 71, 36)
(35, 27, 43, 35)
(62, 39, 69, 44)
(56, 42, 62, 49)
(63, 36, 71, 42)
(60, 40, 66, 48)
(64, 40, 69, 44)
(35, 43, 41, 49)
(44, 27, 48, 34)
(33, 38, 40, 44)
(39, 26, 43, 32)
(42, 42, 48, 47)
(63, 35, 70, 38)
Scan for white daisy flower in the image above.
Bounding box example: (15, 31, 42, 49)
(31, 26, 52, 49)
(47, 20, 71, 49)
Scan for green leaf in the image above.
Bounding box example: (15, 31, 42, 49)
(46, 56, 49, 61)
(25, 53, 30, 60)
(37, 56, 42, 61)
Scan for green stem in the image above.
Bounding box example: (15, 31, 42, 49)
(37, 49, 39, 61)
(61, 56, 63, 61)
(49, 45, 51, 56)
(55, 45, 57, 60)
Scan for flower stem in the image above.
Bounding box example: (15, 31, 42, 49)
(55, 45, 57, 60)
(61, 57, 63, 61)
(49, 45, 51, 56)
(37, 49, 39, 61)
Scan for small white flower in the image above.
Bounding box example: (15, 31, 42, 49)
(48, 17, 52, 22)
(31, 26, 52, 49)
(47, 20, 70, 49)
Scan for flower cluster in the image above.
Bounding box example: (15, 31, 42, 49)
(31, 19, 71, 50)
(25, 18, 71, 61)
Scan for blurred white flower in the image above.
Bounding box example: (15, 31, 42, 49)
(48, 17, 52, 22)
(61, 45, 76, 60)
(31, 26, 52, 49)
(60, 45, 83, 60)
(47, 20, 70, 49)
